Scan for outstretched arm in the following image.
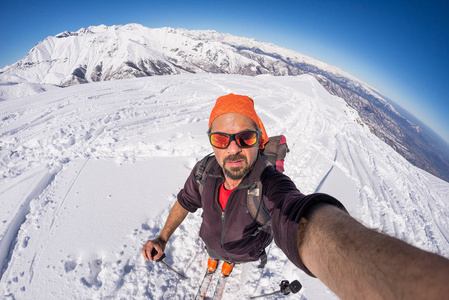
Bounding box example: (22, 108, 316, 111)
(142, 200, 189, 261)
(299, 204, 449, 300)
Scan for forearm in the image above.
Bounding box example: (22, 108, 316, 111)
(142, 200, 189, 261)
(299, 204, 449, 300)
(159, 200, 189, 242)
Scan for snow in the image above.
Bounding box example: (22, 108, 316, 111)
(0, 81, 61, 101)
(0, 73, 448, 299)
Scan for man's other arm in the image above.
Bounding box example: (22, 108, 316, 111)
(299, 204, 449, 300)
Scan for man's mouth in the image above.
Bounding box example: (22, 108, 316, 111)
(226, 159, 244, 167)
(222, 154, 249, 180)
(223, 154, 247, 168)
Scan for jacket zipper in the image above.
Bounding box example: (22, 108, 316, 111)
(220, 211, 231, 261)
(220, 189, 236, 262)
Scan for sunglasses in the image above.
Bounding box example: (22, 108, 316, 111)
(209, 130, 259, 149)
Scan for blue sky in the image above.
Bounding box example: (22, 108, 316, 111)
(1, 0, 448, 142)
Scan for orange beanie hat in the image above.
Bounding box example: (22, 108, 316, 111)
(209, 93, 269, 149)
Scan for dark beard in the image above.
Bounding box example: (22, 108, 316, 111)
(223, 153, 249, 180)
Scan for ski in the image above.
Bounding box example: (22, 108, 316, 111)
(212, 273, 228, 299)
(194, 270, 215, 299)
(212, 261, 234, 300)
(194, 258, 219, 299)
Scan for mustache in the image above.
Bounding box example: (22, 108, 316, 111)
(223, 153, 247, 164)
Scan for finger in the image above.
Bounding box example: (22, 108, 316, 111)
(142, 241, 154, 261)
(142, 243, 147, 260)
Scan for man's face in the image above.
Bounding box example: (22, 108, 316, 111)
(210, 113, 259, 181)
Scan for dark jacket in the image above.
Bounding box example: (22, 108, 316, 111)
(177, 154, 345, 276)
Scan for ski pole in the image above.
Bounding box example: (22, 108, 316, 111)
(150, 248, 188, 278)
(250, 280, 302, 299)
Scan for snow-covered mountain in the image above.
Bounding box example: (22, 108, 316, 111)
(0, 74, 448, 299)
(0, 24, 362, 86)
(1, 23, 448, 184)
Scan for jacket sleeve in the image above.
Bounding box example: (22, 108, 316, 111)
(177, 161, 203, 213)
(263, 170, 347, 277)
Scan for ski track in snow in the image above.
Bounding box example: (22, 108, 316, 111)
(0, 74, 448, 299)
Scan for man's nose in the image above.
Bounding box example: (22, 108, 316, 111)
(226, 140, 242, 155)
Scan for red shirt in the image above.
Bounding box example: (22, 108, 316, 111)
(219, 184, 236, 211)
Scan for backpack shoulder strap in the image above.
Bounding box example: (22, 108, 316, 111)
(194, 153, 215, 196)
(247, 166, 275, 235)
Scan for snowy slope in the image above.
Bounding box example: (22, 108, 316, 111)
(5, 24, 449, 187)
(0, 74, 448, 299)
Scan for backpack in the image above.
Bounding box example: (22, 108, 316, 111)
(194, 135, 289, 233)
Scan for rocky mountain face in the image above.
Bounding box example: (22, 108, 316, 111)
(1, 23, 448, 182)
(316, 76, 449, 183)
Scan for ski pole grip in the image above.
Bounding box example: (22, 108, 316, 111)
(280, 279, 302, 295)
(151, 248, 166, 262)
(288, 280, 302, 294)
